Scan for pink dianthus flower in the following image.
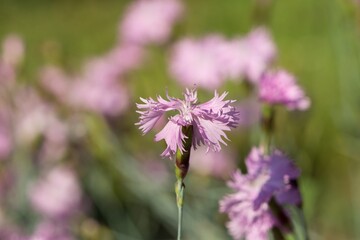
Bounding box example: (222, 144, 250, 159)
(136, 89, 239, 157)
(220, 147, 301, 240)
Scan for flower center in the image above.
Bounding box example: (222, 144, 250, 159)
(180, 101, 193, 125)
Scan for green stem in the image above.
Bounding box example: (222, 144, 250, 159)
(176, 179, 184, 240)
(253, 0, 274, 25)
(260, 105, 275, 155)
(260, 106, 288, 240)
(298, 207, 310, 240)
(260, 106, 310, 239)
(174, 126, 193, 240)
(272, 226, 286, 240)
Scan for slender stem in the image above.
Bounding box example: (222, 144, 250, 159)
(260, 106, 288, 240)
(260, 104, 275, 155)
(272, 226, 286, 240)
(260, 105, 310, 239)
(298, 207, 310, 240)
(175, 179, 184, 240)
(174, 126, 193, 240)
(253, 0, 274, 25)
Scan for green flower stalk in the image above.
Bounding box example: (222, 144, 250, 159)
(253, 0, 274, 25)
(136, 89, 239, 239)
(260, 104, 275, 155)
(175, 126, 193, 240)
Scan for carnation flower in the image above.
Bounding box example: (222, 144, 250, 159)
(245, 147, 302, 209)
(220, 147, 301, 240)
(220, 170, 275, 240)
(136, 89, 239, 157)
(120, 0, 183, 45)
(259, 70, 310, 110)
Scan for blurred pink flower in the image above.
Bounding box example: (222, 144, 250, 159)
(38, 119, 68, 163)
(42, 44, 142, 116)
(259, 69, 310, 110)
(0, 127, 11, 160)
(105, 44, 144, 76)
(29, 166, 81, 220)
(14, 89, 65, 146)
(169, 28, 276, 90)
(136, 89, 239, 157)
(30, 221, 74, 240)
(0, 225, 27, 240)
(2, 34, 24, 67)
(40, 66, 70, 100)
(12, 88, 70, 163)
(170, 35, 229, 90)
(0, 61, 15, 85)
(246, 27, 276, 67)
(69, 78, 130, 116)
(221, 27, 276, 83)
(120, 0, 183, 45)
(73, 45, 143, 115)
(190, 146, 236, 179)
(82, 45, 143, 85)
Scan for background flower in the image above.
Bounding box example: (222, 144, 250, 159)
(29, 166, 82, 220)
(120, 0, 183, 45)
(220, 170, 275, 240)
(169, 35, 229, 90)
(259, 70, 310, 110)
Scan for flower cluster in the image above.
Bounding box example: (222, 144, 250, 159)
(136, 89, 239, 157)
(220, 147, 301, 240)
(170, 27, 276, 90)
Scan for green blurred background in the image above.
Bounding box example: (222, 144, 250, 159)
(1, 0, 360, 239)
